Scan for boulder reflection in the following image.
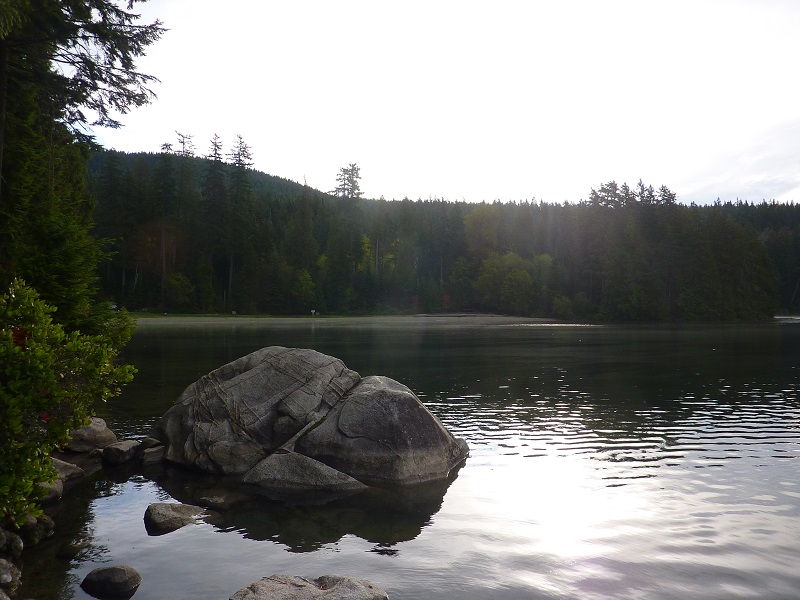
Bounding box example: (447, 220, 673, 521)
(145, 462, 461, 552)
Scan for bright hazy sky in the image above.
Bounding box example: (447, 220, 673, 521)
(94, 0, 800, 205)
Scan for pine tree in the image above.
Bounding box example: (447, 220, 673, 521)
(333, 163, 363, 199)
(0, 0, 164, 200)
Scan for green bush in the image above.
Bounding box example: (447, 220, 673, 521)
(0, 279, 135, 526)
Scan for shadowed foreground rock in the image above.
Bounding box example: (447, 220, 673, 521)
(80, 565, 141, 599)
(230, 575, 388, 600)
(0, 559, 21, 597)
(151, 347, 468, 497)
(65, 417, 117, 452)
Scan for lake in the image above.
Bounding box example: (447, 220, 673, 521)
(18, 315, 800, 599)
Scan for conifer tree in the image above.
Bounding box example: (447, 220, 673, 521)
(334, 163, 363, 199)
(0, 0, 164, 200)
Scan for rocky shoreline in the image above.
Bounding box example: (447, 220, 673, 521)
(2, 346, 472, 599)
(0, 417, 390, 600)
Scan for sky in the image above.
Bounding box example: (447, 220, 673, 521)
(93, 0, 800, 205)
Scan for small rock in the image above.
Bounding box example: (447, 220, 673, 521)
(103, 440, 142, 465)
(0, 559, 21, 595)
(52, 456, 86, 481)
(0, 529, 23, 560)
(39, 477, 64, 504)
(230, 574, 388, 600)
(80, 565, 141, 599)
(139, 437, 163, 450)
(141, 446, 165, 466)
(18, 513, 54, 544)
(143, 502, 206, 536)
(66, 417, 117, 452)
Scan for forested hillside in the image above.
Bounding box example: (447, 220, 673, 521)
(89, 149, 798, 320)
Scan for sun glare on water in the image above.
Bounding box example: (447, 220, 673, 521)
(452, 442, 648, 560)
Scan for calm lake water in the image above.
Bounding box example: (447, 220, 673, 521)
(19, 316, 800, 599)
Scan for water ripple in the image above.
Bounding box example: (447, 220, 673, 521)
(429, 380, 800, 486)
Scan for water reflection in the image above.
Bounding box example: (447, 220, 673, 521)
(18, 467, 115, 600)
(143, 464, 458, 552)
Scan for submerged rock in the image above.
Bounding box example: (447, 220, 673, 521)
(150, 346, 468, 496)
(80, 565, 141, 599)
(230, 574, 388, 600)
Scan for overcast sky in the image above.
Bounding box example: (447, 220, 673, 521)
(94, 0, 800, 205)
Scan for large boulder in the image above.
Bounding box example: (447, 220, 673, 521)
(230, 574, 388, 600)
(151, 347, 360, 475)
(296, 375, 469, 485)
(150, 347, 467, 494)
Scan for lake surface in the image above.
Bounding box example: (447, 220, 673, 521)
(19, 316, 800, 599)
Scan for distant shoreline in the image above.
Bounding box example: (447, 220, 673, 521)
(132, 313, 799, 328)
(132, 313, 563, 328)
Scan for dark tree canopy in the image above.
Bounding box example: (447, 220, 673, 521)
(0, 0, 160, 525)
(0, 0, 164, 199)
(88, 149, 791, 322)
(0, 0, 161, 333)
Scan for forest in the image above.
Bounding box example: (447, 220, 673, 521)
(88, 145, 799, 321)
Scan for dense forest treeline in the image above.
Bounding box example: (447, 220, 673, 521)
(89, 149, 798, 321)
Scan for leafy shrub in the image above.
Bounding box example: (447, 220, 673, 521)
(0, 279, 135, 526)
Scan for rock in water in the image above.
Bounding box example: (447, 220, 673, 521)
(143, 502, 207, 536)
(242, 451, 368, 498)
(229, 574, 388, 600)
(151, 347, 360, 475)
(66, 417, 117, 452)
(141, 445, 165, 465)
(80, 565, 141, 599)
(151, 346, 468, 493)
(52, 456, 85, 481)
(102, 440, 142, 465)
(296, 375, 469, 484)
